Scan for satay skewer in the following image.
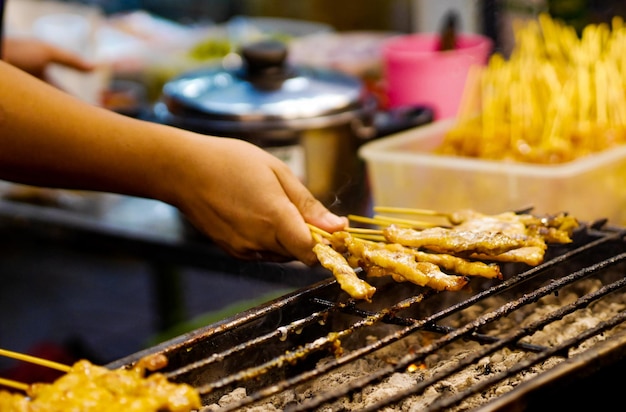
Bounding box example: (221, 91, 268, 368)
(307, 224, 377, 301)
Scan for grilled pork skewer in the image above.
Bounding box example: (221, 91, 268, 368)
(410, 247, 502, 279)
(313, 242, 376, 301)
(469, 246, 546, 266)
(372, 207, 578, 245)
(311, 208, 579, 300)
(332, 232, 468, 292)
(449, 209, 577, 243)
(383, 225, 544, 256)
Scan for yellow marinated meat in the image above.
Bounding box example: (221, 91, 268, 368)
(313, 242, 376, 301)
(336, 232, 468, 291)
(449, 209, 577, 244)
(312, 209, 579, 300)
(361, 246, 468, 291)
(383, 225, 539, 256)
(410, 248, 502, 279)
(337, 230, 501, 279)
(470, 246, 547, 266)
(0, 358, 201, 412)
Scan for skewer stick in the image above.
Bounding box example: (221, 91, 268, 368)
(0, 377, 29, 391)
(307, 223, 331, 240)
(348, 214, 394, 227)
(349, 214, 437, 229)
(345, 227, 383, 235)
(0, 348, 70, 373)
(372, 215, 440, 228)
(373, 206, 451, 218)
(349, 234, 387, 242)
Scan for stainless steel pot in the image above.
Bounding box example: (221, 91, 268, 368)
(153, 40, 432, 214)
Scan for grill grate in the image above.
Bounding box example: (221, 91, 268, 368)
(109, 221, 626, 411)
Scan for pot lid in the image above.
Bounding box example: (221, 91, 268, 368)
(159, 40, 368, 131)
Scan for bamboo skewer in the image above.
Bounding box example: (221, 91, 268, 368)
(442, 13, 626, 164)
(310, 208, 461, 245)
(348, 214, 391, 227)
(349, 214, 433, 228)
(373, 206, 450, 218)
(0, 377, 29, 391)
(307, 223, 331, 241)
(348, 214, 442, 229)
(345, 227, 382, 235)
(0, 348, 70, 373)
(0, 348, 71, 392)
(373, 214, 441, 228)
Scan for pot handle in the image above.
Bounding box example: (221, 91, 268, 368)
(352, 102, 434, 140)
(371, 105, 435, 139)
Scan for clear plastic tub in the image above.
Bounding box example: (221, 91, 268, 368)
(358, 119, 626, 225)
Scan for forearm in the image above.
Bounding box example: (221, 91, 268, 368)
(0, 60, 348, 263)
(0, 60, 184, 203)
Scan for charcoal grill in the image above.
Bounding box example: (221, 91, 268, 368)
(109, 218, 626, 411)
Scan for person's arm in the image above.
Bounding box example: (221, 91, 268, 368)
(0, 60, 347, 264)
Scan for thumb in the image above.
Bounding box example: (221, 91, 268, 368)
(280, 171, 347, 233)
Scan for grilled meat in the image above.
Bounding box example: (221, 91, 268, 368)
(313, 242, 376, 301)
(333, 232, 468, 292)
(410, 248, 502, 279)
(383, 225, 542, 256)
(449, 209, 577, 244)
(0, 355, 200, 412)
(313, 209, 579, 300)
(470, 246, 546, 266)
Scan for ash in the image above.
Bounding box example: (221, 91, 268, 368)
(202, 278, 626, 411)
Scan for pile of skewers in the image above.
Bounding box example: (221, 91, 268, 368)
(310, 206, 579, 301)
(440, 13, 626, 164)
(0, 348, 201, 412)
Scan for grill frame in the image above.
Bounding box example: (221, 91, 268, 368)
(108, 220, 626, 411)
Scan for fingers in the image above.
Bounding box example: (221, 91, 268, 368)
(48, 46, 95, 72)
(272, 163, 348, 264)
(277, 165, 347, 232)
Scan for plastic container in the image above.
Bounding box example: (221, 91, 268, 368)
(382, 33, 492, 120)
(358, 119, 626, 225)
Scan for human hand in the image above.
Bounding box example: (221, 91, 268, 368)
(0, 58, 345, 265)
(2, 37, 95, 79)
(168, 135, 348, 265)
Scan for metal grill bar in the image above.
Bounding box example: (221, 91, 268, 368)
(287, 253, 626, 411)
(364, 271, 626, 411)
(312, 297, 548, 352)
(196, 293, 428, 398)
(165, 308, 332, 381)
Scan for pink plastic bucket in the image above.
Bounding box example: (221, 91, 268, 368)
(383, 33, 492, 120)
